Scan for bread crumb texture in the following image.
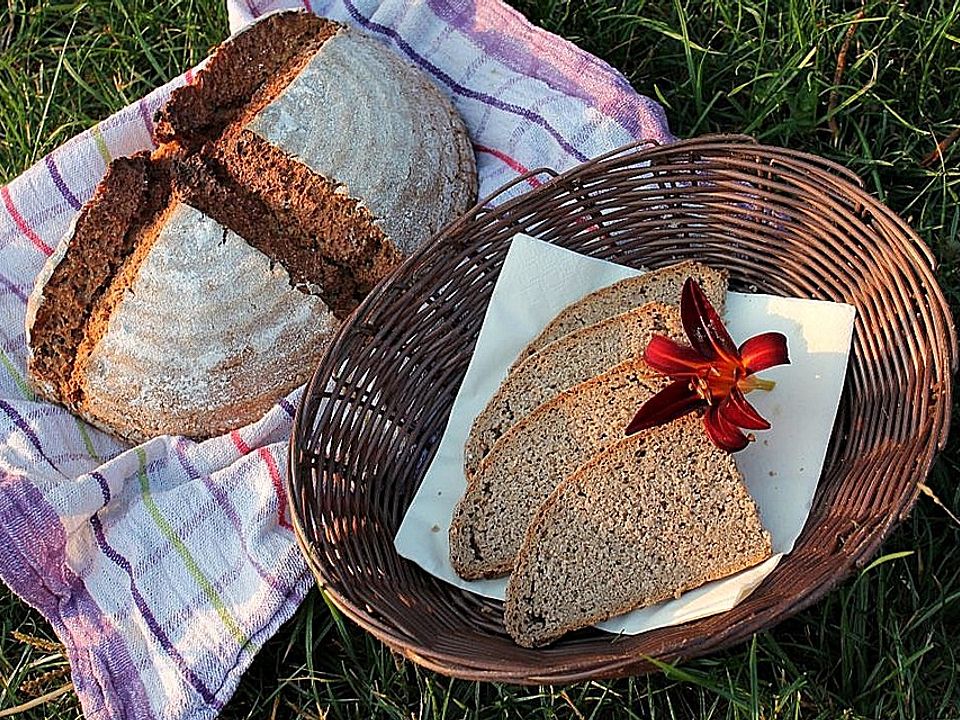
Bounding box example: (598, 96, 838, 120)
(463, 298, 686, 478)
(516, 261, 728, 363)
(450, 362, 665, 579)
(504, 414, 772, 648)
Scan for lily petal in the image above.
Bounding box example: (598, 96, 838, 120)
(625, 379, 704, 436)
(739, 332, 790, 374)
(704, 403, 750, 452)
(644, 335, 712, 377)
(722, 387, 771, 430)
(681, 278, 738, 362)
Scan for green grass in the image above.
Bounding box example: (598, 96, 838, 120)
(1, 0, 959, 718)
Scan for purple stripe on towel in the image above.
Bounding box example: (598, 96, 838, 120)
(341, 0, 590, 163)
(0, 270, 28, 303)
(44, 156, 82, 211)
(90, 472, 222, 709)
(425, 1, 673, 144)
(412, 0, 671, 143)
(137, 98, 155, 139)
(90, 514, 221, 709)
(0, 399, 60, 472)
(278, 397, 297, 418)
(0, 474, 156, 719)
(425, 1, 634, 123)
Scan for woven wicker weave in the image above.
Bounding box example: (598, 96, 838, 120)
(288, 135, 956, 683)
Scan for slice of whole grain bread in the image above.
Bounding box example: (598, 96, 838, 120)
(504, 415, 773, 648)
(449, 361, 665, 580)
(514, 261, 727, 367)
(463, 302, 684, 478)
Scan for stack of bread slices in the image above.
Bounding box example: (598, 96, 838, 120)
(449, 262, 773, 647)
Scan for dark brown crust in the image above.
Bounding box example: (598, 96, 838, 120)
(152, 10, 402, 316)
(70, 183, 181, 407)
(154, 11, 340, 150)
(210, 131, 401, 299)
(27, 154, 171, 404)
(175, 150, 399, 317)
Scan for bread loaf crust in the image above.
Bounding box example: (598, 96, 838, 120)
(26, 154, 170, 405)
(26, 10, 478, 442)
(245, 29, 477, 255)
(74, 203, 338, 443)
(154, 11, 342, 150)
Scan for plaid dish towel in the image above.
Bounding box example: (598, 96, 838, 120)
(0, 1, 673, 717)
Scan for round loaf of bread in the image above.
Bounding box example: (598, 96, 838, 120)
(26, 11, 477, 443)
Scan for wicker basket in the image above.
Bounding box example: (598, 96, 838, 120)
(287, 135, 956, 683)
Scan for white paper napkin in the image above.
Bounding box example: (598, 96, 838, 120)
(395, 234, 856, 635)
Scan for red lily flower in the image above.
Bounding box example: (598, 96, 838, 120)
(626, 278, 790, 452)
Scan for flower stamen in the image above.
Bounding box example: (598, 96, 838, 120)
(742, 377, 776, 393)
(692, 377, 712, 404)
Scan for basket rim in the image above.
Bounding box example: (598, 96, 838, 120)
(287, 134, 957, 683)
